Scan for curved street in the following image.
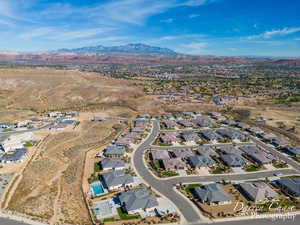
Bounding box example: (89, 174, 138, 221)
(133, 120, 300, 224)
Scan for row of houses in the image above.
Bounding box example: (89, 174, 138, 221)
(150, 143, 279, 174)
(91, 120, 163, 221)
(159, 128, 247, 145)
(191, 177, 300, 206)
(0, 133, 33, 153)
(114, 119, 150, 147)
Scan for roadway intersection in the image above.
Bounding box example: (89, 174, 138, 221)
(133, 120, 300, 225)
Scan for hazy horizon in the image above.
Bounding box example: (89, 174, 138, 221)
(0, 0, 300, 57)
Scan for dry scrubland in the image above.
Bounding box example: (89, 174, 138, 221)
(250, 107, 300, 139)
(0, 68, 164, 120)
(5, 120, 125, 225)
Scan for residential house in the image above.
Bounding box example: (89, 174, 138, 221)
(188, 155, 216, 168)
(276, 177, 300, 197)
(160, 132, 180, 144)
(193, 183, 231, 205)
(163, 120, 177, 129)
(151, 151, 170, 160)
(238, 182, 278, 202)
(169, 149, 194, 159)
(270, 137, 289, 147)
(196, 146, 218, 157)
(0, 148, 28, 163)
(119, 188, 158, 214)
(220, 154, 248, 167)
(181, 131, 200, 143)
(200, 130, 223, 142)
(236, 122, 250, 130)
(138, 114, 151, 119)
(100, 158, 125, 171)
(101, 170, 134, 190)
(161, 158, 186, 171)
(222, 120, 237, 126)
(103, 145, 125, 158)
(93, 198, 118, 220)
(217, 145, 243, 155)
(216, 129, 246, 140)
(177, 120, 194, 128)
(114, 137, 131, 147)
(284, 146, 300, 156)
(239, 145, 277, 164)
(1, 132, 33, 152)
(210, 112, 226, 121)
(195, 116, 213, 127)
(173, 113, 185, 119)
(247, 127, 264, 136)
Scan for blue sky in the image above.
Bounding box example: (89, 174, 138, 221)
(0, 0, 300, 57)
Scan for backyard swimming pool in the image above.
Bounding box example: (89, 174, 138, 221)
(91, 182, 105, 196)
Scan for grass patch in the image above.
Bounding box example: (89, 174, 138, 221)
(23, 141, 33, 147)
(161, 171, 178, 177)
(94, 162, 102, 172)
(3, 128, 13, 132)
(103, 217, 117, 222)
(153, 160, 162, 169)
(117, 207, 140, 220)
(245, 164, 262, 172)
(185, 184, 201, 194)
(211, 166, 230, 174)
(88, 175, 99, 184)
(154, 140, 172, 146)
(272, 162, 288, 168)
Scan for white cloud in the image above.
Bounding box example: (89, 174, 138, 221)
(183, 42, 208, 49)
(181, 42, 208, 54)
(19, 27, 115, 41)
(160, 18, 174, 23)
(96, 0, 216, 25)
(160, 34, 205, 40)
(0, 0, 35, 22)
(189, 14, 200, 18)
(19, 27, 55, 39)
(247, 27, 300, 39)
(178, 0, 215, 6)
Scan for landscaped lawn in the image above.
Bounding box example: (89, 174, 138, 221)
(272, 162, 288, 168)
(117, 207, 140, 220)
(88, 175, 99, 184)
(211, 166, 230, 174)
(23, 141, 33, 147)
(161, 171, 178, 177)
(245, 164, 261, 172)
(103, 217, 117, 222)
(94, 162, 102, 172)
(185, 183, 201, 194)
(153, 160, 162, 169)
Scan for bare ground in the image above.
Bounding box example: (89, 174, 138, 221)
(5, 120, 123, 225)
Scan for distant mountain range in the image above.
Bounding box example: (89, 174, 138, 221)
(56, 43, 179, 56)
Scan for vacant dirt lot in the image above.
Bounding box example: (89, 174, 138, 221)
(250, 107, 300, 139)
(0, 68, 166, 120)
(5, 120, 123, 225)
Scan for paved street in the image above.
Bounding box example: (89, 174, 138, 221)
(200, 215, 300, 225)
(133, 120, 300, 225)
(0, 218, 30, 225)
(250, 136, 300, 171)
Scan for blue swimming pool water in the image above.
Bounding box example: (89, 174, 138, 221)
(91, 183, 105, 196)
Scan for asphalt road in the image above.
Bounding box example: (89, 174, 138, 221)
(199, 215, 300, 225)
(0, 218, 30, 225)
(250, 136, 300, 171)
(0, 123, 54, 138)
(133, 120, 300, 225)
